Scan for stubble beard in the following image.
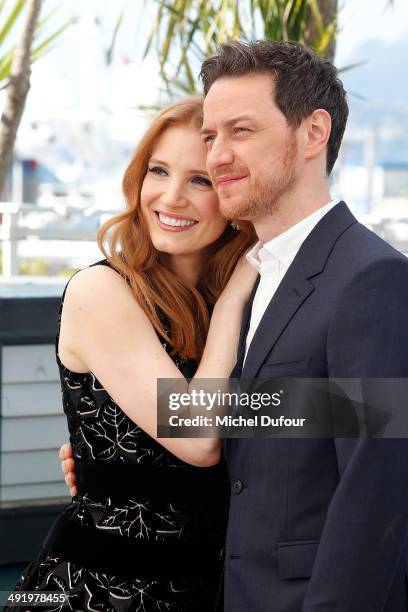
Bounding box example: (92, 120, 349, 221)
(220, 131, 298, 221)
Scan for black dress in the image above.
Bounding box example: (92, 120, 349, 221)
(7, 259, 229, 612)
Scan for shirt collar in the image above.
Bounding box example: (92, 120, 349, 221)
(246, 199, 340, 274)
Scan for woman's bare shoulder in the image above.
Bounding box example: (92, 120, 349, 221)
(64, 263, 143, 320)
(67, 263, 130, 296)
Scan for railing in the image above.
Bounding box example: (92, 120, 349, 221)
(1, 201, 407, 278)
(0, 201, 118, 277)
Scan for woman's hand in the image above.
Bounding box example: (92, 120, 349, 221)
(59, 443, 77, 497)
(218, 253, 259, 306)
(193, 253, 259, 380)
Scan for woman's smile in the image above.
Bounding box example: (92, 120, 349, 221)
(140, 125, 227, 263)
(154, 210, 199, 232)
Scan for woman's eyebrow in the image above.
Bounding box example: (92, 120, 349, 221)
(191, 169, 211, 176)
(148, 157, 168, 165)
(149, 158, 209, 176)
(200, 126, 214, 137)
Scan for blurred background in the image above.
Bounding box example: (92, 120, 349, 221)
(0, 0, 407, 594)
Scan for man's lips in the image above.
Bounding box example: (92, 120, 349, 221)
(215, 175, 247, 188)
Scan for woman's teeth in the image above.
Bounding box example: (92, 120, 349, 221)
(158, 213, 197, 227)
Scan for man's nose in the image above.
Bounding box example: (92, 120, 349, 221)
(206, 138, 235, 171)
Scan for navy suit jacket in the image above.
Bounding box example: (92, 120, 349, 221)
(223, 202, 408, 612)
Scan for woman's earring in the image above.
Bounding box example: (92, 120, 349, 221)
(230, 220, 240, 231)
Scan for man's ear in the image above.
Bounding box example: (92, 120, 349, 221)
(303, 109, 332, 162)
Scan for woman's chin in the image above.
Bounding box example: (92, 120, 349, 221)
(152, 237, 197, 257)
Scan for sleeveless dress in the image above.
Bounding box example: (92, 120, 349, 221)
(7, 259, 229, 612)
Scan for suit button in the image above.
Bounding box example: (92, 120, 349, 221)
(232, 479, 244, 495)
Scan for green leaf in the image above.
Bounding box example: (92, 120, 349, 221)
(338, 59, 367, 73)
(0, 47, 13, 82)
(0, 0, 26, 48)
(160, 15, 176, 66)
(314, 19, 336, 55)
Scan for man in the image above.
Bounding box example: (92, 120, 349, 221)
(199, 40, 408, 612)
(62, 41, 408, 611)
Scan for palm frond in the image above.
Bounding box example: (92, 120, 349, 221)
(0, 1, 75, 88)
(142, 0, 339, 97)
(0, 0, 26, 47)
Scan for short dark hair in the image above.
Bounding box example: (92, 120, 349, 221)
(199, 40, 348, 175)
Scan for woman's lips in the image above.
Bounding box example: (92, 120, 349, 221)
(154, 211, 198, 233)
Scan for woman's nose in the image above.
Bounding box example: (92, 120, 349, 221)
(160, 183, 189, 209)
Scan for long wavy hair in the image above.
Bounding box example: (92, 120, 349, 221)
(97, 96, 256, 360)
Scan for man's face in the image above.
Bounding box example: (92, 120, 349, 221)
(202, 73, 300, 221)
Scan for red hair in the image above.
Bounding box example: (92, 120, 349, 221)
(97, 96, 255, 359)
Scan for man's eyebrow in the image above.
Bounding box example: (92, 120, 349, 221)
(224, 114, 255, 126)
(200, 114, 256, 135)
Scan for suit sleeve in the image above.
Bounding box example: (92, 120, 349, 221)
(302, 255, 408, 612)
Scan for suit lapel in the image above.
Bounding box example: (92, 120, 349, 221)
(242, 258, 314, 378)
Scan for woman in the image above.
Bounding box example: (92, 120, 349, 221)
(7, 97, 257, 612)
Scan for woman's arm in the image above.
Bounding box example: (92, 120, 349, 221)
(60, 258, 256, 467)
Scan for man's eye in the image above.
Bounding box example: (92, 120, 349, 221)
(192, 176, 213, 187)
(204, 135, 215, 144)
(148, 166, 167, 176)
(234, 127, 249, 134)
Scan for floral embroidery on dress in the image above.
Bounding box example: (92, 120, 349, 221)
(16, 555, 191, 611)
(65, 494, 192, 542)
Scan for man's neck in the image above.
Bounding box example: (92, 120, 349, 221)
(252, 186, 333, 243)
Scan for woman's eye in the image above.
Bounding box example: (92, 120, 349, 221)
(148, 166, 167, 176)
(192, 176, 213, 187)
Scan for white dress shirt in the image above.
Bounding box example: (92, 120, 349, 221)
(243, 199, 340, 364)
